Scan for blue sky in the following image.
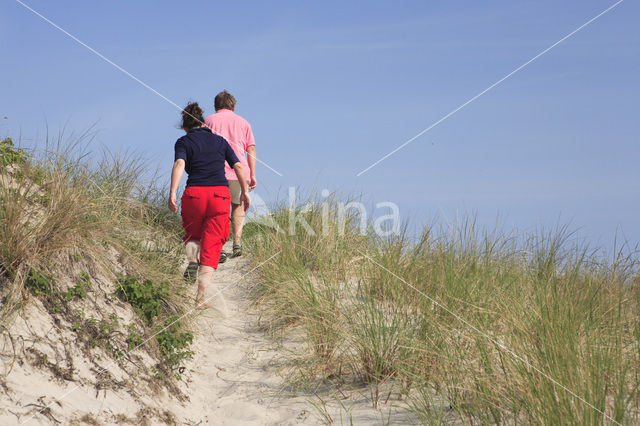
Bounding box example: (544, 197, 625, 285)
(1, 0, 639, 251)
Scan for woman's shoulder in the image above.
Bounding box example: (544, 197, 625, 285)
(208, 132, 230, 146)
(175, 133, 190, 145)
(176, 130, 205, 146)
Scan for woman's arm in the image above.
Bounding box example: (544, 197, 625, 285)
(168, 159, 185, 212)
(232, 162, 251, 211)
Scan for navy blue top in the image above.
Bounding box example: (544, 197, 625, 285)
(174, 127, 240, 187)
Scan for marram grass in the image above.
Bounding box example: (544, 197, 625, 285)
(245, 201, 640, 425)
(0, 137, 191, 376)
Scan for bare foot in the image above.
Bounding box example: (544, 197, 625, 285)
(195, 299, 215, 309)
(196, 297, 229, 318)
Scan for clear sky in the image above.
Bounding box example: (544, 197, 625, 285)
(1, 0, 639, 252)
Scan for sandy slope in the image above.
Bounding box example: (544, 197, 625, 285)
(179, 250, 416, 425)
(1, 244, 414, 425)
(180, 255, 314, 425)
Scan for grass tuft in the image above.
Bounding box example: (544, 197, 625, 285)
(0, 135, 192, 383)
(245, 198, 640, 424)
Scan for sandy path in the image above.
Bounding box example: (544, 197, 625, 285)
(0, 245, 415, 425)
(181, 248, 417, 425)
(182, 253, 316, 425)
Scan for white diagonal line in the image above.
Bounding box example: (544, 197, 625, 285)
(356, 0, 625, 177)
(254, 156, 281, 177)
(19, 251, 281, 425)
(358, 250, 620, 425)
(14, 0, 184, 118)
(226, 139, 281, 177)
(14, 0, 283, 177)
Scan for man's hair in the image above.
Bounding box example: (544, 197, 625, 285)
(181, 102, 204, 130)
(214, 90, 236, 111)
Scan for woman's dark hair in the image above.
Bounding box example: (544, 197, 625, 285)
(181, 102, 204, 131)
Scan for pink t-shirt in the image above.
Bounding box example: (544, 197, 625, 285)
(204, 109, 255, 182)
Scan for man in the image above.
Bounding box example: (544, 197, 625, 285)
(205, 90, 257, 260)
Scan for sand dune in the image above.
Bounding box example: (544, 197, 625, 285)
(1, 243, 413, 425)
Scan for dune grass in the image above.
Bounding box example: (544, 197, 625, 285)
(3, 133, 638, 423)
(245, 197, 640, 424)
(0, 136, 192, 376)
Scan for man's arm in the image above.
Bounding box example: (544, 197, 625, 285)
(247, 145, 257, 189)
(232, 162, 251, 211)
(168, 159, 185, 212)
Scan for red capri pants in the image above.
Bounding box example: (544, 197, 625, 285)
(181, 186, 231, 268)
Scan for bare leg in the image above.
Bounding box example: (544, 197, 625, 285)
(195, 265, 213, 304)
(183, 241, 201, 282)
(231, 203, 245, 246)
(195, 265, 229, 317)
(185, 240, 201, 264)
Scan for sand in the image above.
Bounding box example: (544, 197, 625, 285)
(0, 244, 415, 425)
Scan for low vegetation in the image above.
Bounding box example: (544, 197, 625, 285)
(245, 198, 640, 424)
(0, 136, 193, 384)
(115, 275, 194, 372)
(3, 133, 639, 424)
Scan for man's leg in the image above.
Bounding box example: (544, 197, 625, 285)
(231, 202, 245, 247)
(228, 180, 246, 256)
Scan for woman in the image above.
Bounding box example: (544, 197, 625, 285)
(168, 102, 250, 314)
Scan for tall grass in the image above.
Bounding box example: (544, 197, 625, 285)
(0, 136, 186, 338)
(245, 197, 640, 424)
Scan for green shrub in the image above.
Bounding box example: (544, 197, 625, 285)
(25, 269, 53, 295)
(115, 275, 193, 372)
(0, 138, 27, 167)
(70, 314, 121, 356)
(155, 316, 193, 369)
(62, 273, 91, 301)
(115, 275, 168, 325)
(126, 330, 144, 351)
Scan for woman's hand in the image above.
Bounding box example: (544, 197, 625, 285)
(168, 192, 178, 212)
(169, 159, 185, 213)
(240, 191, 251, 212)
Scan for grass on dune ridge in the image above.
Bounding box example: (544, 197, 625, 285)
(244, 196, 640, 424)
(2, 133, 639, 424)
(0, 136, 193, 379)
